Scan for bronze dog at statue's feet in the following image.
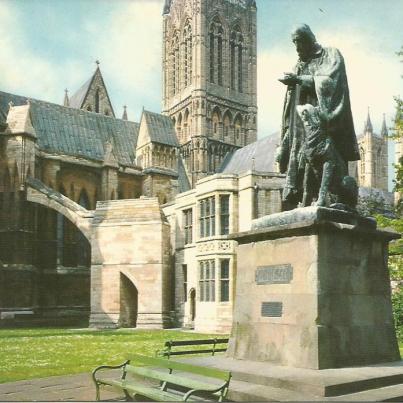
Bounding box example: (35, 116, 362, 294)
(296, 104, 358, 210)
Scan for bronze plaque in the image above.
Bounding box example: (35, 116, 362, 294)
(255, 264, 293, 285)
(261, 302, 283, 317)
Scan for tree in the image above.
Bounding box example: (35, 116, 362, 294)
(377, 46, 403, 339)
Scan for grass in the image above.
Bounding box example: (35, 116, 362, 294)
(0, 327, 227, 384)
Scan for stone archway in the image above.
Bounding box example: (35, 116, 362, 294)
(119, 273, 138, 327)
(25, 178, 173, 330)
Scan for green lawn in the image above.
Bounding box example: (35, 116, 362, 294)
(0, 327, 226, 383)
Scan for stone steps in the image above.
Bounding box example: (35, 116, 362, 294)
(227, 379, 403, 402)
(227, 379, 322, 402)
(182, 356, 403, 401)
(329, 383, 403, 402)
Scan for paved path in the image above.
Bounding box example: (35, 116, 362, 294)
(0, 372, 123, 402)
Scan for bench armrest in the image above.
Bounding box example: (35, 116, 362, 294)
(92, 360, 130, 383)
(183, 381, 230, 402)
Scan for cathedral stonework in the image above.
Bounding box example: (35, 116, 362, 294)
(351, 110, 389, 192)
(162, 0, 257, 186)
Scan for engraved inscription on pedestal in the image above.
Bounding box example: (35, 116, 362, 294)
(261, 302, 283, 317)
(255, 264, 293, 285)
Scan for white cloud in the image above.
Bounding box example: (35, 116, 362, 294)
(0, 4, 57, 100)
(90, 1, 163, 119)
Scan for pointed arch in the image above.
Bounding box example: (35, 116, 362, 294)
(230, 24, 244, 93)
(223, 110, 233, 138)
(176, 112, 183, 143)
(171, 31, 180, 95)
(211, 107, 222, 138)
(359, 147, 365, 185)
(183, 19, 193, 88)
(119, 272, 138, 327)
(209, 16, 224, 85)
(184, 108, 190, 142)
(78, 188, 90, 209)
(234, 113, 243, 144)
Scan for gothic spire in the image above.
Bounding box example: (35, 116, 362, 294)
(122, 105, 128, 121)
(364, 107, 373, 133)
(381, 113, 388, 137)
(63, 89, 70, 107)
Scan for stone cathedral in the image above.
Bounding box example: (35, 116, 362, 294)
(0, 0, 390, 332)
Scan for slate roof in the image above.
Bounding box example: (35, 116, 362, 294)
(69, 76, 93, 109)
(219, 133, 280, 174)
(143, 110, 179, 147)
(0, 91, 139, 167)
(178, 157, 191, 193)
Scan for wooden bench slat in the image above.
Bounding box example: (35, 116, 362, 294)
(167, 348, 227, 356)
(126, 365, 223, 392)
(129, 354, 231, 381)
(123, 383, 183, 402)
(165, 338, 229, 347)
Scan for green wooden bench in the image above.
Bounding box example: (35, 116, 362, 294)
(157, 338, 229, 359)
(92, 353, 231, 402)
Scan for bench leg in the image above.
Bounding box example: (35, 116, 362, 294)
(123, 389, 133, 401)
(95, 383, 100, 401)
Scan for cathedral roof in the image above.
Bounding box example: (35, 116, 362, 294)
(141, 110, 179, 147)
(219, 133, 279, 174)
(69, 75, 93, 109)
(69, 65, 115, 117)
(178, 157, 191, 193)
(0, 91, 139, 167)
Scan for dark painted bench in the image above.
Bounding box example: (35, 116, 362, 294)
(157, 338, 229, 358)
(92, 353, 231, 402)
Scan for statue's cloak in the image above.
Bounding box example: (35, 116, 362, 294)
(279, 46, 359, 203)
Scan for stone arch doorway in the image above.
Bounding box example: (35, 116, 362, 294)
(189, 288, 196, 324)
(119, 273, 138, 328)
(19, 178, 94, 326)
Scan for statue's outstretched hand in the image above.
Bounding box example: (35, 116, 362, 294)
(278, 72, 300, 86)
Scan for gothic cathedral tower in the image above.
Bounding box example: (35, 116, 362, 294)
(162, 0, 257, 186)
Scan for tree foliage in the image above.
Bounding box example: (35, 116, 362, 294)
(380, 46, 403, 339)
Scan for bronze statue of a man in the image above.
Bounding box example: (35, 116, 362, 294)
(277, 24, 360, 210)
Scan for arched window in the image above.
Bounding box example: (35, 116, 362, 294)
(234, 114, 243, 144)
(223, 111, 232, 139)
(95, 89, 100, 113)
(212, 108, 221, 138)
(184, 109, 190, 142)
(183, 20, 192, 87)
(230, 26, 244, 93)
(209, 17, 224, 85)
(177, 113, 183, 143)
(377, 148, 382, 181)
(171, 33, 180, 95)
(360, 147, 365, 185)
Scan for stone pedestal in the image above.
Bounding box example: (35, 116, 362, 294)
(227, 206, 400, 369)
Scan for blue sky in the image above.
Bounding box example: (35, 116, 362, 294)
(0, 0, 402, 187)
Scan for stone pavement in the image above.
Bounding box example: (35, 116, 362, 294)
(0, 372, 123, 402)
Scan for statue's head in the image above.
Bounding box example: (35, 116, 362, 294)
(291, 24, 317, 62)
